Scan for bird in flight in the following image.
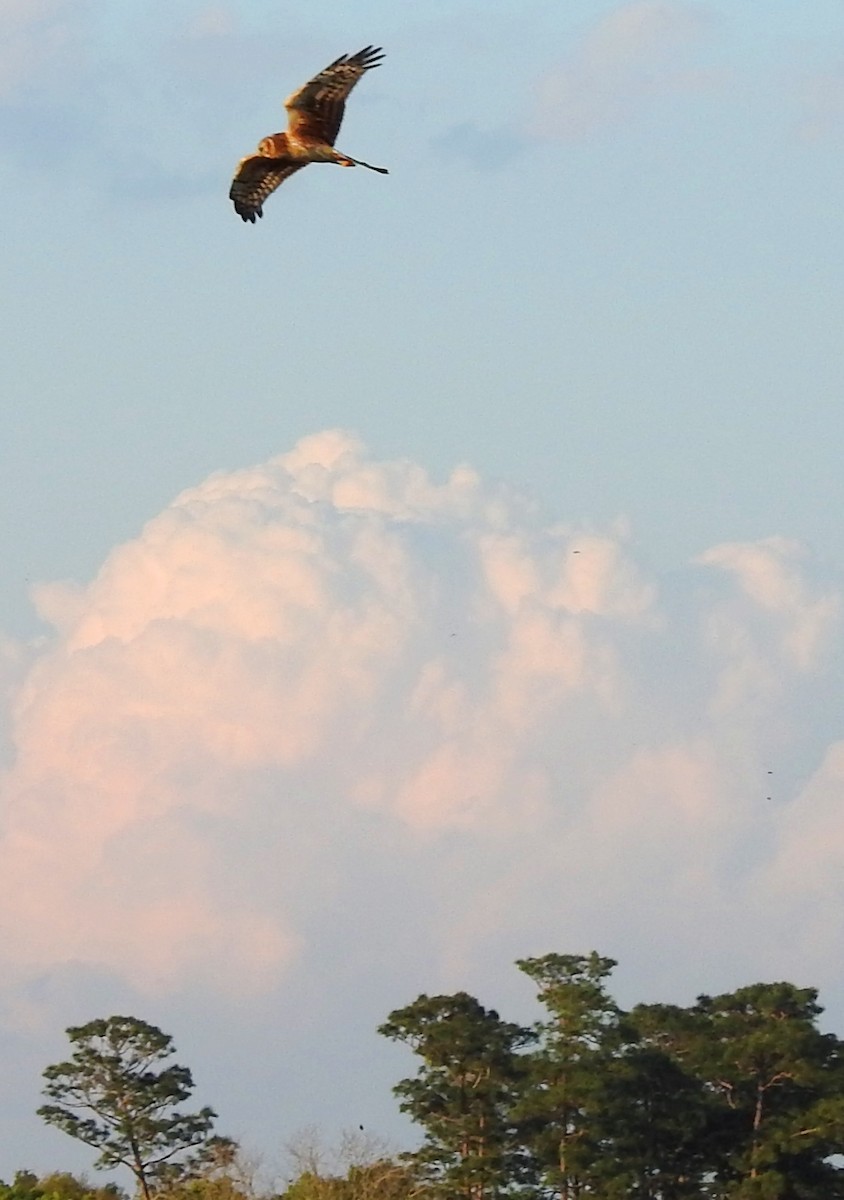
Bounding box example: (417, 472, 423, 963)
(229, 45, 388, 223)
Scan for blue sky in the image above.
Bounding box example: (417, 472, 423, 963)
(3, 0, 844, 1184)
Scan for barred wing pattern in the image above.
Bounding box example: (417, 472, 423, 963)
(285, 45, 384, 146)
(229, 161, 306, 224)
(229, 45, 385, 223)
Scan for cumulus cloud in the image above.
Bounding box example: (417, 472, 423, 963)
(1, 431, 843, 1012)
(537, 0, 721, 139)
(699, 537, 839, 677)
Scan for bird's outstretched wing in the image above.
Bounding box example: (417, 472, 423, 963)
(285, 45, 384, 146)
(229, 157, 306, 222)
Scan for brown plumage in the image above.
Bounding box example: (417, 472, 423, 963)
(229, 45, 388, 223)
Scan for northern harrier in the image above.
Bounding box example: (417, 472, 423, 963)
(229, 45, 388, 223)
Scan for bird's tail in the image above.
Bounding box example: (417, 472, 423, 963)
(354, 158, 389, 174)
(336, 152, 389, 174)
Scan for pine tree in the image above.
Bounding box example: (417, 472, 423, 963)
(379, 993, 533, 1200)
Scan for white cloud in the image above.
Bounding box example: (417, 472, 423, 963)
(0, 431, 842, 1017)
(537, 0, 720, 139)
(701, 537, 840, 676)
(697, 537, 839, 718)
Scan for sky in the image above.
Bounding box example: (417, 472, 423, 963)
(2, 0, 844, 1183)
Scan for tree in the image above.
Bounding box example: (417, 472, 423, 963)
(278, 1131, 418, 1200)
(586, 1039, 713, 1199)
(0, 1172, 125, 1200)
(514, 952, 627, 1198)
(151, 1142, 269, 1200)
(634, 983, 844, 1198)
(38, 1016, 234, 1200)
(380, 956, 844, 1198)
(379, 993, 534, 1200)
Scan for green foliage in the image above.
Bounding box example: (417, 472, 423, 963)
(379, 992, 534, 1199)
(382, 957, 844, 1199)
(634, 982, 844, 1198)
(38, 1016, 233, 1200)
(0, 1171, 126, 1200)
(150, 1141, 258, 1200)
(19, 960, 844, 1200)
(514, 952, 626, 1197)
(276, 1130, 420, 1200)
(278, 1160, 417, 1200)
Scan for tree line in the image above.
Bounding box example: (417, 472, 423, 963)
(5, 952, 844, 1200)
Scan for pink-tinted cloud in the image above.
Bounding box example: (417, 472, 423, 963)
(697, 538, 839, 719)
(0, 432, 842, 1008)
